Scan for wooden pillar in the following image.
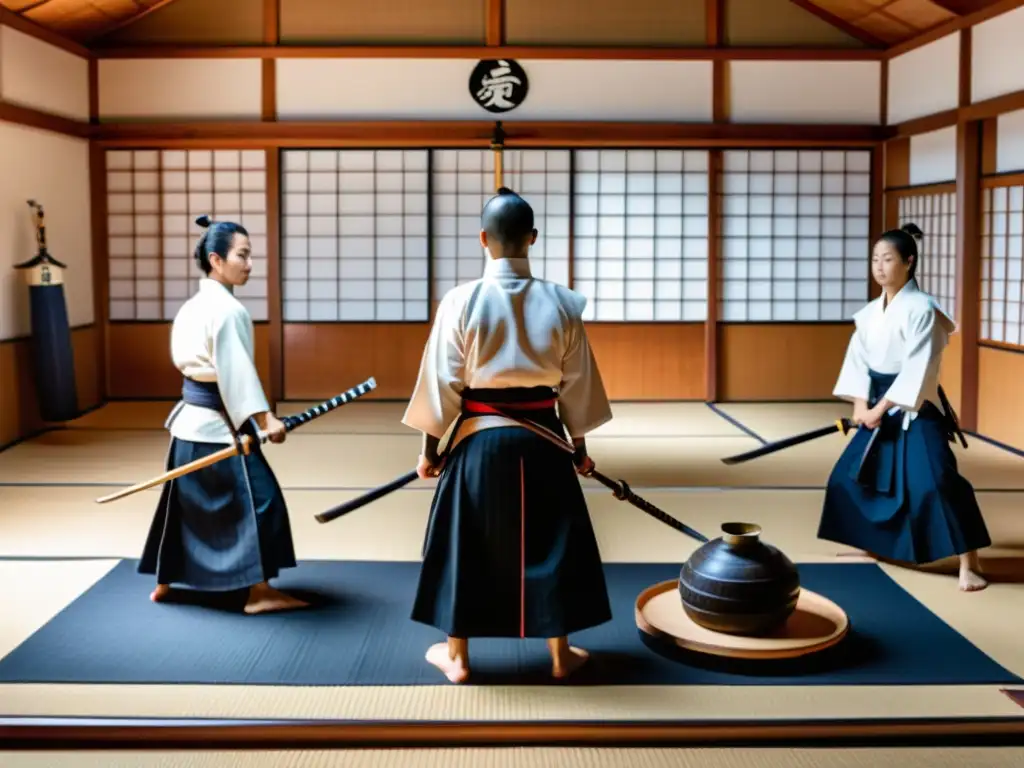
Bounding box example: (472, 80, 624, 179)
(263, 0, 282, 406)
(955, 27, 981, 431)
(705, 0, 725, 402)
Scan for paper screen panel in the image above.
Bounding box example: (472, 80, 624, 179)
(981, 185, 1024, 346)
(280, 149, 430, 322)
(718, 149, 871, 322)
(572, 149, 710, 322)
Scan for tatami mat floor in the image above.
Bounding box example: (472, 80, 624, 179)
(1, 400, 1023, 766)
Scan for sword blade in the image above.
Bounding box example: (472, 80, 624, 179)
(720, 418, 853, 465)
(95, 433, 261, 504)
(315, 470, 419, 524)
(94, 377, 378, 505)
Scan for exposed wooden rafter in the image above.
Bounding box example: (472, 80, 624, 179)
(0, 0, 1018, 51)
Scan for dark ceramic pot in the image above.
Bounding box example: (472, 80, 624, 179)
(678, 522, 800, 636)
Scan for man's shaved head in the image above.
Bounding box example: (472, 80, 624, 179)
(481, 187, 536, 253)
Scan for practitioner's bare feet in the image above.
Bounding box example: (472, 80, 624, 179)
(243, 582, 309, 614)
(959, 552, 988, 592)
(426, 639, 469, 684)
(548, 637, 589, 679)
(150, 583, 171, 602)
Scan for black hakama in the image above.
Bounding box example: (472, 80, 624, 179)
(411, 387, 613, 639)
(137, 380, 297, 591)
(817, 371, 991, 564)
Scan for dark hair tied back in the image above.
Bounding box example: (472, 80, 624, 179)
(877, 222, 922, 281)
(193, 214, 249, 275)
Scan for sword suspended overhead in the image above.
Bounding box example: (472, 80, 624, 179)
(95, 377, 378, 504)
(720, 418, 855, 466)
(491, 120, 505, 191)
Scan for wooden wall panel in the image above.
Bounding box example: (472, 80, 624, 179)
(940, 330, 963, 416)
(505, 0, 706, 46)
(95, 0, 265, 46)
(586, 323, 705, 401)
(726, 0, 867, 47)
(106, 323, 271, 401)
(283, 323, 432, 401)
(280, 0, 486, 45)
(718, 323, 854, 401)
(0, 325, 102, 449)
(281, 322, 705, 402)
(977, 346, 1024, 449)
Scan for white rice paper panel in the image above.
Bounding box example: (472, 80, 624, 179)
(729, 61, 881, 124)
(0, 26, 89, 121)
(276, 59, 712, 121)
(972, 6, 1024, 104)
(887, 33, 959, 124)
(97, 59, 262, 121)
(909, 126, 957, 186)
(997, 109, 1024, 174)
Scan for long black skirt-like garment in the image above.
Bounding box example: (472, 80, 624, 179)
(411, 416, 613, 639)
(817, 371, 991, 565)
(137, 431, 297, 591)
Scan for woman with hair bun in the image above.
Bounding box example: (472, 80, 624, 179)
(138, 216, 306, 614)
(818, 223, 991, 592)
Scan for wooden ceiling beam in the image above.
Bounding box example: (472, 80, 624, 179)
(885, 0, 1024, 57)
(88, 44, 886, 60)
(786, 0, 888, 48)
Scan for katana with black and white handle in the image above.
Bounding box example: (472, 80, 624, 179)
(95, 377, 377, 504)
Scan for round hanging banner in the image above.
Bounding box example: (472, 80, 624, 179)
(469, 59, 529, 113)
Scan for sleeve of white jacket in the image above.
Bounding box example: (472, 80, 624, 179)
(558, 301, 613, 439)
(832, 324, 872, 403)
(401, 292, 466, 438)
(211, 307, 271, 430)
(883, 307, 946, 412)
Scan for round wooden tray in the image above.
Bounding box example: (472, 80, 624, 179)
(635, 579, 850, 660)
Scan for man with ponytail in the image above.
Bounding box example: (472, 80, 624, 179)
(138, 216, 307, 614)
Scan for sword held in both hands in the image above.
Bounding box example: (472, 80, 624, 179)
(94, 377, 378, 504)
(720, 418, 857, 466)
(315, 407, 709, 544)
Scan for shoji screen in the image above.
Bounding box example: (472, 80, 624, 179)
(431, 149, 571, 301)
(897, 191, 957, 319)
(981, 184, 1024, 346)
(105, 149, 269, 321)
(718, 149, 872, 322)
(571, 149, 709, 322)
(279, 149, 430, 322)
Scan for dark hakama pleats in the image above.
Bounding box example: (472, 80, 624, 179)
(817, 371, 991, 564)
(411, 392, 612, 639)
(137, 422, 297, 591)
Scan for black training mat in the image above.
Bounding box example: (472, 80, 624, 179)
(0, 560, 1017, 687)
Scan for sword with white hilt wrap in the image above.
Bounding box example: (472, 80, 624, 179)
(94, 376, 377, 504)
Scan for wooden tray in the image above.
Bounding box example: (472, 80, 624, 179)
(635, 579, 850, 660)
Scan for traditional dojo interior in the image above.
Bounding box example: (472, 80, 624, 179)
(3, 0, 1024, 766)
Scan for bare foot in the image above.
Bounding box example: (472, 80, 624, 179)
(426, 642, 469, 684)
(243, 583, 309, 614)
(551, 646, 590, 679)
(150, 583, 171, 602)
(959, 568, 988, 592)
